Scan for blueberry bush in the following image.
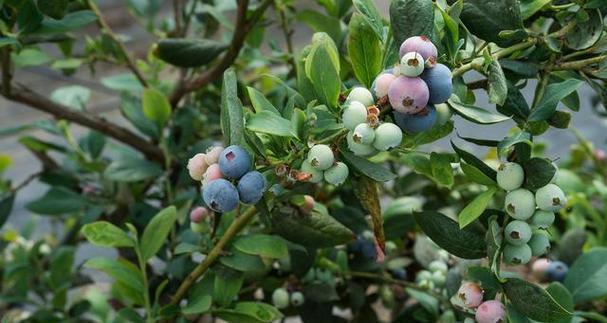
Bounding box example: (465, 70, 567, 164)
(1, 0, 607, 322)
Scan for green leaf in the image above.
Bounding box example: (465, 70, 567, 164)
(49, 247, 74, 288)
(182, 295, 211, 315)
(467, 266, 502, 300)
(101, 74, 143, 93)
(414, 211, 487, 259)
(497, 81, 530, 118)
(155, 38, 227, 68)
(221, 68, 245, 146)
(389, 0, 434, 46)
(233, 234, 288, 259)
(460, 0, 523, 47)
(383, 197, 423, 240)
(430, 152, 454, 188)
(37, 0, 69, 19)
(246, 87, 280, 115)
(546, 282, 574, 318)
(26, 187, 88, 215)
(352, 0, 384, 40)
(84, 257, 144, 294)
(305, 33, 341, 109)
(488, 61, 508, 106)
(219, 248, 267, 272)
(140, 206, 178, 260)
(297, 10, 343, 46)
(213, 268, 244, 307)
(503, 278, 572, 322)
(11, 48, 51, 68)
(451, 141, 497, 181)
(246, 111, 295, 137)
(458, 186, 498, 229)
(142, 88, 171, 125)
(565, 9, 603, 50)
(520, 0, 552, 20)
(522, 157, 556, 190)
(0, 193, 15, 229)
(103, 155, 163, 182)
(564, 247, 607, 304)
(81, 221, 135, 248)
(497, 131, 532, 159)
(341, 150, 397, 182)
(214, 302, 283, 323)
(0, 37, 19, 49)
(448, 98, 510, 124)
(34, 10, 98, 35)
(529, 79, 583, 121)
(120, 93, 160, 139)
(461, 163, 497, 186)
(348, 13, 382, 88)
(50, 85, 90, 111)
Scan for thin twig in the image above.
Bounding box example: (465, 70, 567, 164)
(10, 171, 42, 193)
(553, 54, 607, 71)
(452, 39, 537, 77)
(1, 47, 12, 96)
(276, 2, 296, 73)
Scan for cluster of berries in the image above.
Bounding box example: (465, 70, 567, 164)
(455, 282, 506, 323)
(532, 258, 569, 282)
(373, 36, 453, 135)
(341, 88, 403, 157)
(271, 288, 305, 309)
(187, 145, 267, 213)
(497, 162, 567, 265)
(416, 259, 448, 290)
(300, 144, 349, 185)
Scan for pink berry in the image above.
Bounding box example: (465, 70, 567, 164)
(595, 149, 606, 161)
(187, 153, 209, 181)
(190, 207, 209, 223)
(388, 76, 429, 114)
(532, 258, 551, 281)
(399, 36, 438, 67)
(204, 146, 224, 165)
(457, 282, 484, 308)
(202, 163, 223, 186)
(475, 300, 506, 323)
(299, 195, 315, 214)
(372, 73, 397, 97)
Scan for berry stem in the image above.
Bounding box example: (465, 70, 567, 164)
(452, 39, 538, 77)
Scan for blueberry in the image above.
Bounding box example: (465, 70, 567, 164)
(529, 210, 555, 229)
(456, 282, 484, 308)
(399, 36, 438, 67)
(393, 105, 437, 134)
(324, 162, 349, 186)
(202, 163, 222, 187)
(187, 153, 209, 181)
(547, 260, 569, 282)
(346, 87, 374, 107)
(218, 145, 251, 179)
(372, 73, 397, 97)
(503, 243, 532, 265)
(475, 300, 506, 323)
(372, 123, 402, 151)
(496, 162, 524, 191)
(204, 146, 224, 165)
(342, 101, 368, 131)
(272, 288, 290, 309)
(388, 76, 429, 114)
(421, 63, 452, 104)
(237, 171, 267, 204)
(504, 189, 536, 220)
(360, 240, 377, 260)
(535, 183, 567, 212)
(202, 179, 240, 213)
(392, 268, 407, 280)
(504, 220, 532, 245)
(528, 232, 551, 257)
(300, 160, 324, 183)
(400, 52, 425, 77)
(307, 144, 334, 170)
(532, 258, 551, 281)
(352, 123, 376, 145)
(347, 131, 378, 156)
(189, 206, 209, 223)
(290, 291, 305, 306)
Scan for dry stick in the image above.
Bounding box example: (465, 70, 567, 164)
(88, 0, 149, 88)
(170, 206, 258, 304)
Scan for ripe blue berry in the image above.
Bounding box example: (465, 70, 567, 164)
(496, 162, 524, 191)
(529, 210, 555, 229)
(388, 76, 429, 114)
(342, 101, 368, 131)
(352, 123, 376, 145)
(504, 189, 536, 220)
(324, 162, 349, 186)
(399, 36, 438, 67)
(393, 105, 437, 134)
(456, 282, 483, 308)
(421, 63, 453, 104)
(535, 183, 567, 212)
(307, 144, 334, 170)
(475, 300, 506, 323)
(503, 243, 532, 265)
(237, 171, 267, 204)
(400, 52, 425, 77)
(528, 232, 551, 257)
(347, 131, 378, 156)
(202, 179, 240, 213)
(373, 123, 403, 151)
(290, 291, 305, 306)
(373, 73, 397, 97)
(392, 268, 407, 280)
(346, 87, 374, 107)
(300, 160, 323, 183)
(547, 260, 568, 282)
(218, 145, 251, 179)
(272, 288, 290, 309)
(504, 220, 532, 245)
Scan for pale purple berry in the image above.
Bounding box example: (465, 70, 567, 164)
(399, 36, 438, 67)
(456, 282, 484, 308)
(187, 153, 209, 181)
(190, 207, 209, 223)
(532, 258, 551, 281)
(387, 76, 429, 114)
(475, 300, 506, 323)
(204, 146, 224, 165)
(372, 73, 397, 98)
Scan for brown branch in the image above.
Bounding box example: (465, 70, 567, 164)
(1, 47, 12, 96)
(8, 84, 165, 162)
(169, 0, 273, 107)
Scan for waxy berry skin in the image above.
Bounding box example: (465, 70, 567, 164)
(352, 123, 376, 145)
(372, 73, 397, 98)
(218, 145, 251, 179)
(547, 260, 569, 282)
(346, 87, 375, 107)
(300, 160, 324, 183)
(456, 282, 484, 308)
(504, 188, 536, 220)
(202, 163, 222, 187)
(475, 300, 506, 323)
(496, 162, 524, 191)
(421, 63, 453, 104)
(347, 131, 378, 156)
(388, 76, 429, 114)
(535, 183, 567, 212)
(324, 162, 349, 186)
(237, 171, 267, 204)
(202, 179, 240, 213)
(307, 144, 335, 171)
(372, 123, 403, 151)
(400, 52, 425, 77)
(528, 232, 551, 256)
(272, 288, 290, 309)
(393, 105, 437, 134)
(290, 291, 305, 306)
(399, 35, 438, 67)
(503, 243, 532, 265)
(504, 220, 532, 245)
(187, 153, 209, 181)
(342, 101, 368, 131)
(529, 210, 555, 229)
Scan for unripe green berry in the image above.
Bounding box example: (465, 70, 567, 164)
(307, 144, 334, 171)
(346, 87, 374, 107)
(385, 241, 398, 255)
(290, 291, 305, 306)
(372, 123, 403, 151)
(504, 220, 532, 245)
(535, 183, 567, 212)
(400, 52, 425, 77)
(272, 288, 290, 309)
(429, 260, 448, 274)
(504, 188, 536, 220)
(342, 101, 368, 130)
(496, 162, 524, 191)
(190, 221, 208, 234)
(324, 162, 349, 186)
(352, 123, 376, 145)
(347, 131, 378, 156)
(431, 270, 446, 286)
(300, 160, 323, 183)
(529, 210, 555, 229)
(503, 243, 532, 265)
(416, 270, 432, 283)
(528, 232, 551, 257)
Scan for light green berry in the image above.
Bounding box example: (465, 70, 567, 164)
(307, 144, 334, 171)
(400, 52, 425, 77)
(529, 210, 555, 229)
(431, 270, 446, 286)
(504, 189, 536, 220)
(342, 101, 368, 130)
(503, 243, 532, 265)
(496, 162, 524, 191)
(290, 291, 305, 306)
(272, 288, 290, 309)
(535, 183, 567, 212)
(352, 123, 376, 145)
(346, 87, 374, 107)
(190, 221, 208, 234)
(300, 160, 323, 183)
(528, 232, 551, 257)
(504, 220, 532, 245)
(416, 270, 432, 282)
(347, 131, 378, 156)
(324, 162, 349, 186)
(429, 260, 448, 274)
(372, 123, 402, 151)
